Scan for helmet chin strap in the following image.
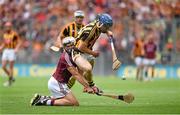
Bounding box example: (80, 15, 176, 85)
(65, 46, 75, 56)
(65, 48, 72, 54)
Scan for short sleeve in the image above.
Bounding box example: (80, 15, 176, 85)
(60, 26, 69, 38)
(81, 32, 89, 41)
(64, 53, 73, 67)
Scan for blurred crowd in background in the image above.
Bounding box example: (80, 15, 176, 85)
(0, 0, 180, 64)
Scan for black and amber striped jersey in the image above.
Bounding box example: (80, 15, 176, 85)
(3, 30, 20, 49)
(75, 20, 101, 49)
(60, 21, 84, 39)
(133, 39, 144, 57)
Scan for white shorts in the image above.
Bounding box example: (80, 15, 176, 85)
(143, 58, 156, 66)
(48, 77, 71, 99)
(2, 49, 16, 61)
(81, 53, 95, 62)
(134, 57, 143, 66)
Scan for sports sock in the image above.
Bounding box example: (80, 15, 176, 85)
(9, 76, 12, 81)
(46, 100, 52, 105)
(46, 99, 55, 106)
(88, 81, 95, 87)
(67, 77, 76, 88)
(8, 76, 15, 85)
(84, 71, 94, 87)
(145, 70, 148, 78)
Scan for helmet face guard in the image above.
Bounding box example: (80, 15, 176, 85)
(98, 13, 113, 28)
(74, 10, 84, 25)
(62, 37, 75, 47)
(62, 37, 76, 54)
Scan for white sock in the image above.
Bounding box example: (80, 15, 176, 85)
(46, 100, 52, 105)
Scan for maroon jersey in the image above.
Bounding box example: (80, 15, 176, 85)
(144, 41, 157, 59)
(52, 52, 77, 83)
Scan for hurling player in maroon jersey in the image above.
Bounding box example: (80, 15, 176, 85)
(30, 37, 94, 106)
(143, 33, 157, 81)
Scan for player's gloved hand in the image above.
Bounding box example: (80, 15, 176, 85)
(92, 51, 100, 57)
(83, 87, 94, 94)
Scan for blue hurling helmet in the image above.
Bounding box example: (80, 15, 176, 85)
(98, 13, 113, 27)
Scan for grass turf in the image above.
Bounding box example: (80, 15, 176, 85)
(0, 76, 180, 114)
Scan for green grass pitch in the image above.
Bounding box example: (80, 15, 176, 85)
(0, 76, 180, 114)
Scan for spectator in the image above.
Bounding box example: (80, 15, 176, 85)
(0, 0, 179, 64)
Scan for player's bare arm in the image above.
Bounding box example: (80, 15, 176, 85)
(106, 30, 113, 37)
(131, 45, 135, 59)
(51, 27, 67, 52)
(0, 43, 5, 52)
(14, 36, 22, 53)
(77, 40, 99, 57)
(50, 33, 64, 52)
(67, 66, 94, 93)
(55, 33, 63, 48)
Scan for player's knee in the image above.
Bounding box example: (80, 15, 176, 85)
(86, 71, 92, 77)
(72, 101, 79, 106)
(2, 65, 6, 70)
(84, 65, 92, 72)
(69, 97, 79, 106)
(86, 68, 92, 72)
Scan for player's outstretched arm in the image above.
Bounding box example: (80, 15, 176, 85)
(50, 33, 64, 52)
(67, 66, 94, 93)
(15, 36, 22, 53)
(55, 33, 63, 48)
(0, 43, 5, 52)
(55, 25, 69, 49)
(77, 40, 99, 57)
(106, 30, 113, 37)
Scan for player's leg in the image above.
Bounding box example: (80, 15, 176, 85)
(137, 66, 144, 81)
(151, 65, 155, 78)
(9, 61, 15, 84)
(2, 60, 12, 87)
(31, 91, 79, 106)
(2, 50, 12, 86)
(67, 54, 92, 88)
(139, 57, 144, 81)
(2, 60, 15, 87)
(150, 59, 156, 79)
(53, 91, 79, 106)
(136, 67, 140, 80)
(143, 58, 149, 81)
(73, 54, 92, 72)
(135, 57, 140, 80)
(84, 60, 94, 87)
(73, 54, 101, 93)
(139, 63, 144, 81)
(2, 49, 10, 77)
(83, 60, 102, 93)
(7, 49, 16, 85)
(135, 57, 143, 81)
(2, 60, 10, 77)
(32, 77, 78, 106)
